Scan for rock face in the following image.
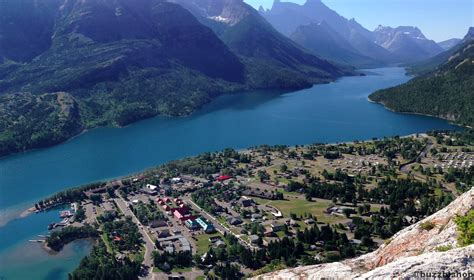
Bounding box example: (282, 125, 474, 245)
(260, 0, 395, 66)
(373, 25, 444, 63)
(252, 188, 474, 280)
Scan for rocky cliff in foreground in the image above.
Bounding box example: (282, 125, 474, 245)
(253, 188, 474, 279)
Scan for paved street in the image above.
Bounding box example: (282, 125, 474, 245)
(114, 192, 156, 278)
(183, 194, 257, 250)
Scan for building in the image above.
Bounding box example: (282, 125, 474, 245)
(157, 235, 191, 253)
(249, 235, 260, 244)
(214, 240, 226, 248)
(171, 177, 182, 184)
(241, 196, 254, 207)
(196, 217, 216, 233)
(251, 213, 262, 220)
(209, 236, 222, 243)
(173, 207, 191, 221)
(157, 229, 171, 238)
(185, 219, 200, 230)
(227, 217, 243, 226)
(270, 223, 285, 232)
(149, 220, 167, 228)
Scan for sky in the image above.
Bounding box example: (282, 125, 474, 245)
(245, 0, 474, 42)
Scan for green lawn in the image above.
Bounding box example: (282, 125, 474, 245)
(254, 197, 345, 224)
(195, 233, 222, 255)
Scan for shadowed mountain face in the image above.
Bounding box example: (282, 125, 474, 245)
(289, 21, 380, 67)
(169, 0, 351, 84)
(0, 0, 62, 62)
(1, 0, 245, 84)
(0, 0, 350, 156)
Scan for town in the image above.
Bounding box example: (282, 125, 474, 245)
(37, 131, 473, 279)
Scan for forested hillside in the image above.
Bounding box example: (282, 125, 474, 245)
(369, 38, 474, 127)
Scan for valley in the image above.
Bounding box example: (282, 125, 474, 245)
(0, 0, 472, 279)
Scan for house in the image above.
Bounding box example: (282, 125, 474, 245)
(173, 207, 190, 220)
(196, 217, 216, 233)
(270, 223, 285, 232)
(304, 218, 315, 225)
(209, 236, 222, 243)
(214, 240, 226, 248)
(227, 217, 243, 226)
(171, 177, 182, 184)
(249, 235, 260, 244)
(264, 231, 275, 237)
(185, 219, 200, 230)
(143, 188, 157, 196)
(149, 220, 167, 228)
(251, 213, 262, 220)
(144, 184, 158, 195)
(241, 196, 254, 207)
(157, 229, 171, 238)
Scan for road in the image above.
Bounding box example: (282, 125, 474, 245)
(114, 192, 156, 278)
(183, 195, 257, 250)
(400, 141, 433, 176)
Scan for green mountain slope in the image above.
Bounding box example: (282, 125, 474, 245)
(0, 0, 350, 156)
(369, 37, 474, 127)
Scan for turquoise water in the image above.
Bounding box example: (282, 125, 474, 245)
(0, 68, 459, 279)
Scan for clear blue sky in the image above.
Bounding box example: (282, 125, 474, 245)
(245, 0, 474, 42)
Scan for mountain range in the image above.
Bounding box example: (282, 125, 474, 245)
(0, 0, 351, 156)
(369, 27, 474, 127)
(372, 25, 444, 63)
(260, 0, 445, 66)
(437, 38, 462, 51)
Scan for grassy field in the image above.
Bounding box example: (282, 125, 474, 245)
(195, 233, 222, 255)
(254, 197, 346, 224)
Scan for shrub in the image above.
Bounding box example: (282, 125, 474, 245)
(419, 221, 435, 231)
(455, 210, 474, 247)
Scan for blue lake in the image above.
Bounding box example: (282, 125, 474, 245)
(0, 67, 460, 279)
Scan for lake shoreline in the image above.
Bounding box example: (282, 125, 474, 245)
(367, 97, 470, 129)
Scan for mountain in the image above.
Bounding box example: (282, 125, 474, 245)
(260, 0, 396, 66)
(438, 38, 462, 50)
(289, 21, 379, 67)
(373, 25, 444, 63)
(253, 187, 474, 279)
(0, 0, 350, 156)
(369, 29, 474, 127)
(411, 27, 474, 74)
(168, 0, 351, 86)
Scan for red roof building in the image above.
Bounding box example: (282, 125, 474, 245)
(217, 175, 232, 181)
